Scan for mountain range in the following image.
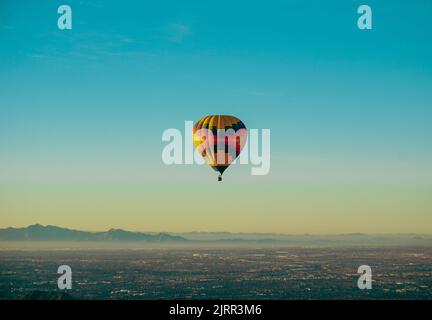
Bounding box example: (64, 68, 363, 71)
(0, 224, 187, 242)
(0, 224, 431, 246)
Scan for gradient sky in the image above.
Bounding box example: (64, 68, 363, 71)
(1, 0, 431, 233)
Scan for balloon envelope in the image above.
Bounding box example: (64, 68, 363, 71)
(193, 115, 247, 179)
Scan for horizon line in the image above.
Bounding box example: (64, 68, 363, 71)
(1, 224, 432, 237)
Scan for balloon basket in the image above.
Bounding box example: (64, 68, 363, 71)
(218, 176, 222, 182)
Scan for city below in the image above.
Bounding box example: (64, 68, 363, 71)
(0, 246, 431, 299)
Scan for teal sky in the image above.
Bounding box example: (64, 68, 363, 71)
(0, 0, 431, 233)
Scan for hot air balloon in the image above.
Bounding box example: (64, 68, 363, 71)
(193, 115, 247, 181)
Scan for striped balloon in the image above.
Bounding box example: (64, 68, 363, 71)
(193, 115, 247, 181)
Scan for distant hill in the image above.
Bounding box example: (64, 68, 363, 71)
(1, 225, 432, 246)
(171, 231, 432, 246)
(0, 224, 187, 242)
